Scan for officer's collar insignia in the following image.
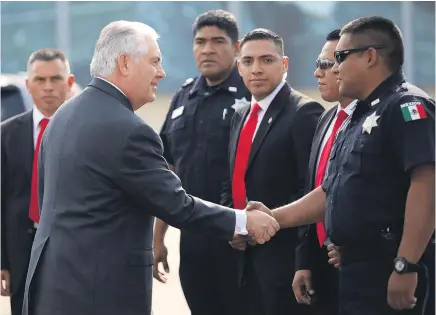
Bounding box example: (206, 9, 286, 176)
(228, 86, 237, 92)
(231, 97, 250, 111)
(371, 98, 380, 106)
(362, 111, 380, 134)
(183, 78, 194, 87)
(268, 117, 272, 124)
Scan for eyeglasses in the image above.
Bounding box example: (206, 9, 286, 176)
(316, 59, 335, 70)
(334, 45, 384, 64)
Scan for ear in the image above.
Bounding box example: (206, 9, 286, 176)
(237, 59, 242, 76)
(234, 40, 241, 58)
(67, 74, 75, 88)
(366, 47, 378, 68)
(116, 54, 130, 76)
(282, 56, 289, 73)
(25, 78, 30, 92)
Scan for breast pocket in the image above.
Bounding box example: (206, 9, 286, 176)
(166, 116, 189, 155)
(348, 136, 383, 178)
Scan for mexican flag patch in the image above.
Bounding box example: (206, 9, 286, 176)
(400, 102, 427, 121)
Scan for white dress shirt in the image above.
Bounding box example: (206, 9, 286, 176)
(246, 80, 286, 142)
(315, 100, 358, 175)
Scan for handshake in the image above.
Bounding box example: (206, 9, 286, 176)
(231, 201, 278, 251)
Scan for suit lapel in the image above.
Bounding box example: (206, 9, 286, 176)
(246, 84, 289, 169)
(308, 106, 337, 187)
(230, 105, 250, 176)
(19, 111, 35, 181)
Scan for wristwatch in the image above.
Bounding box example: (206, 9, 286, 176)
(393, 257, 420, 274)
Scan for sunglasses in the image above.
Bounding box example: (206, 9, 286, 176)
(316, 59, 335, 70)
(334, 45, 384, 64)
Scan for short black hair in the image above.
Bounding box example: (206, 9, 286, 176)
(240, 28, 284, 56)
(326, 29, 341, 41)
(27, 48, 70, 73)
(340, 16, 404, 72)
(192, 10, 239, 44)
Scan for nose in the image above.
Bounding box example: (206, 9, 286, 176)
(332, 62, 339, 76)
(202, 41, 215, 54)
(251, 59, 263, 75)
(314, 67, 323, 78)
(43, 80, 54, 91)
(157, 65, 166, 79)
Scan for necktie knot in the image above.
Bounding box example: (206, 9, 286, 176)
(250, 103, 261, 117)
(40, 118, 49, 129)
(336, 109, 348, 125)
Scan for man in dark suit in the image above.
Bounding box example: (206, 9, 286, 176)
(21, 21, 279, 315)
(221, 28, 324, 315)
(292, 29, 355, 315)
(1, 49, 75, 315)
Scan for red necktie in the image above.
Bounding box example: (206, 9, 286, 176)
(315, 110, 348, 246)
(29, 118, 49, 223)
(232, 104, 262, 209)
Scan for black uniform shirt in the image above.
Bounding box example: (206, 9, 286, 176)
(160, 67, 251, 204)
(322, 70, 435, 246)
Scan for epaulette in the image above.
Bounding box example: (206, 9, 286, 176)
(182, 77, 194, 87)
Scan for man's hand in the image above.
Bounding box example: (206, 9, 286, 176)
(245, 201, 274, 218)
(1, 270, 11, 296)
(229, 234, 248, 251)
(327, 243, 341, 268)
(387, 272, 418, 310)
(292, 270, 315, 305)
(153, 241, 169, 283)
(246, 209, 279, 244)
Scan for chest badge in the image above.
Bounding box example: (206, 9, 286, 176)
(362, 111, 380, 134)
(231, 97, 250, 111)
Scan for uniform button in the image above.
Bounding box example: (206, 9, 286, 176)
(342, 146, 347, 151)
(327, 229, 333, 236)
(360, 143, 364, 149)
(204, 92, 210, 96)
(199, 120, 203, 124)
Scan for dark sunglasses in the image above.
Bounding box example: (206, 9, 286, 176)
(316, 59, 335, 70)
(334, 45, 384, 64)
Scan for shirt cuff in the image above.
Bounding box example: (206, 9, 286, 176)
(234, 210, 248, 235)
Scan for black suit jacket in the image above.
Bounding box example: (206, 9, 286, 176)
(294, 105, 337, 270)
(1, 110, 36, 295)
(222, 83, 323, 284)
(22, 78, 237, 315)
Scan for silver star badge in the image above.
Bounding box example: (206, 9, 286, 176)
(362, 112, 380, 134)
(231, 97, 250, 111)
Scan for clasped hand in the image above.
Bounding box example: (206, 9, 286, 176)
(229, 201, 279, 250)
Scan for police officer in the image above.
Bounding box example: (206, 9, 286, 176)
(246, 16, 435, 315)
(153, 10, 250, 315)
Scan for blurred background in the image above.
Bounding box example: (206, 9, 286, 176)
(0, 2, 435, 314)
(1, 1, 435, 129)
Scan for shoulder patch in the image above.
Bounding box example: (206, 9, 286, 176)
(182, 78, 194, 87)
(400, 101, 427, 121)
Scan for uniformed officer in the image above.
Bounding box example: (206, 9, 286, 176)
(246, 16, 435, 315)
(153, 10, 250, 315)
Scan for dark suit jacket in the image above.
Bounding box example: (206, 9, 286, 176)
(222, 83, 323, 285)
(22, 78, 237, 315)
(1, 111, 36, 296)
(294, 105, 337, 271)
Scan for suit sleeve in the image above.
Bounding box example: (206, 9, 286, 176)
(115, 123, 236, 241)
(295, 108, 329, 270)
(38, 135, 46, 214)
(220, 110, 239, 207)
(1, 130, 10, 270)
(289, 101, 324, 202)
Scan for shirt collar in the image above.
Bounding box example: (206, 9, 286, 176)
(361, 69, 406, 106)
(189, 64, 243, 97)
(95, 77, 127, 97)
(337, 99, 358, 116)
(32, 105, 50, 127)
(251, 80, 286, 111)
